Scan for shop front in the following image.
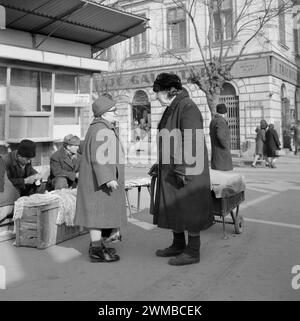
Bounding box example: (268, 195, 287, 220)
(0, 0, 147, 163)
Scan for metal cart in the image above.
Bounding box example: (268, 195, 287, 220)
(211, 190, 245, 239)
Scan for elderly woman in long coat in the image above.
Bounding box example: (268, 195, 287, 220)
(265, 123, 281, 168)
(251, 119, 268, 168)
(75, 95, 126, 263)
(149, 73, 213, 266)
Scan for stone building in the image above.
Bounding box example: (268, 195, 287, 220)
(98, 0, 300, 161)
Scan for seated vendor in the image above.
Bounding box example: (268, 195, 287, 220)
(48, 134, 81, 190)
(3, 139, 42, 197)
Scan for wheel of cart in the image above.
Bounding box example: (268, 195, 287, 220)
(211, 191, 245, 239)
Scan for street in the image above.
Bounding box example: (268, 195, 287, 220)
(0, 156, 300, 301)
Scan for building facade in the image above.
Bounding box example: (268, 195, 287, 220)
(100, 0, 300, 160)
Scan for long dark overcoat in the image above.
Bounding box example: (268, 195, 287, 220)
(255, 128, 266, 156)
(74, 118, 127, 229)
(209, 114, 233, 171)
(265, 127, 281, 157)
(151, 91, 213, 233)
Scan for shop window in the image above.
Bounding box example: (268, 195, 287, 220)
(8, 68, 52, 141)
(55, 74, 77, 93)
(213, 0, 233, 43)
(167, 7, 187, 50)
(132, 90, 151, 142)
(10, 69, 51, 112)
(278, 0, 286, 45)
(54, 107, 80, 125)
(0, 66, 5, 86)
(78, 75, 90, 94)
(131, 14, 147, 55)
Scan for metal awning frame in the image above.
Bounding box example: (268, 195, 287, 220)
(1, 0, 149, 51)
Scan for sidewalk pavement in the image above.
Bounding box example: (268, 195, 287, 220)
(232, 152, 300, 168)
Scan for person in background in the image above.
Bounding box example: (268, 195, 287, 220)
(209, 103, 233, 171)
(3, 139, 42, 196)
(251, 119, 268, 168)
(74, 95, 126, 263)
(265, 123, 281, 168)
(292, 120, 300, 155)
(149, 73, 212, 266)
(48, 134, 81, 190)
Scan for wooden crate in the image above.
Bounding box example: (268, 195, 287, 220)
(15, 200, 81, 249)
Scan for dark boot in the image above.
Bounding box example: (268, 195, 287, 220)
(156, 232, 186, 257)
(89, 242, 116, 255)
(168, 234, 200, 266)
(89, 242, 119, 263)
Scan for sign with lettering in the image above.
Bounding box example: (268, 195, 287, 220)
(270, 56, 300, 86)
(99, 56, 299, 91)
(231, 57, 269, 78)
(74, 94, 90, 106)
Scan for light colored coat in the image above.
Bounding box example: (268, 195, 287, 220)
(74, 118, 127, 229)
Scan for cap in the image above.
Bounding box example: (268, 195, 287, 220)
(63, 134, 80, 146)
(216, 103, 227, 114)
(17, 139, 36, 158)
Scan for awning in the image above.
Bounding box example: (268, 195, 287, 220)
(0, 0, 148, 51)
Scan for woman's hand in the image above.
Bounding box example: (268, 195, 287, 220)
(148, 163, 158, 177)
(106, 180, 118, 190)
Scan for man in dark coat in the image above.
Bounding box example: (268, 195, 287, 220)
(209, 103, 233, 171)
(265, 123, 281, 168)
(48, 134, 81, 190)
(3, 139, 42, 196)
(74, 95, 126, 263)
(149, 73, 213, 266)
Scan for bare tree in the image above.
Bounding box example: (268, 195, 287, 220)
(171, 0, 294, 114)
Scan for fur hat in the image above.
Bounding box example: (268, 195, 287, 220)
(216, 103, 227, 114)
(63, 134, 80, 146)
(17, 139, 36, 158)
(92, 95, 115, 117)
(153, 73, 182, 92)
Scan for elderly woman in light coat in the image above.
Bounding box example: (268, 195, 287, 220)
(74, 95, 126, 263)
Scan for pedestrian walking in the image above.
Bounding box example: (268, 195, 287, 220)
(265, 123, 281, 168)
(149, 73, 213, 266)
(251, 119, 268, 168)
(292, 120, 300, 155)
(209, 103, 233, 171)
(74, 95, 126, 263)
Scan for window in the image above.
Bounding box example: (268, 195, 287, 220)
(167, 7, 187, 50)
(213, 0, 233, 42)
(54, 107, 80, 125)
(278, 0, 286, 45)
(10, 69, 51, 112)
(131, 14, 147, 55)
